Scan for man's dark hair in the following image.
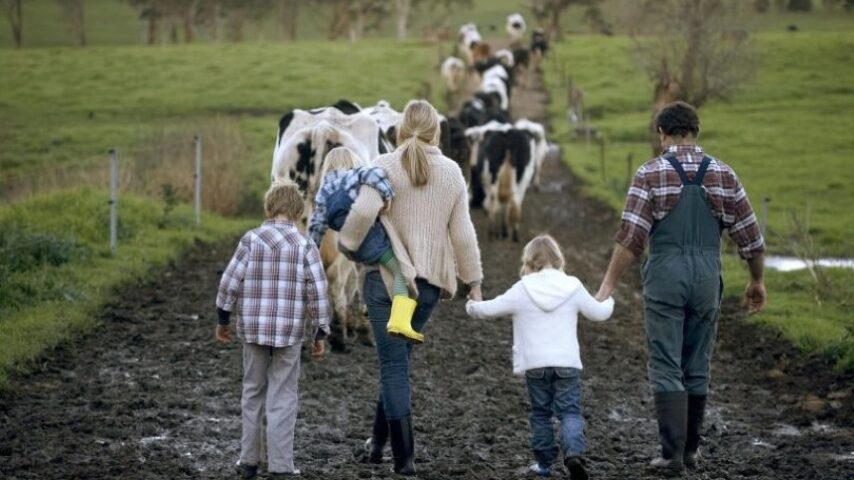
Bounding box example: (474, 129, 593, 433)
(655, 101, 700, 137)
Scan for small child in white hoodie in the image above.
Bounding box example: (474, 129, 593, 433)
(466, 235, 614, 480)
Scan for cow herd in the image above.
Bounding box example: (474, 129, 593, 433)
(269, 13, 552, 348)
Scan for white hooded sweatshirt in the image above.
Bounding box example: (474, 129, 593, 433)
(466, 269, 614, 375)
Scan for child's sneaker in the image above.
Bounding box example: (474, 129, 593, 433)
(528, 462, 552, 477)
(564, 456, 588, 480)
(235, 461, 258, 479)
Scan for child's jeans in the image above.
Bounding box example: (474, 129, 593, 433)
(326, 188, 389, 264)
(240, 342, 301, 473)
(525, 367, 586, 466)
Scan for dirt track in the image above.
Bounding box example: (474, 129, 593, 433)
(1, 52, 852, 480)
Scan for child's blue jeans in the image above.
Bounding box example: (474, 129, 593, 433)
(326, 188, 390, 264)
(525, 367, 586, 465)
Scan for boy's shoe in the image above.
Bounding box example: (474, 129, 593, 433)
(235, 462, 258, 479)
(267, 469, 301, 477)
(386, 296, 423, 344)
(528, 462, 552, 477)
(564, 456, 588, 480)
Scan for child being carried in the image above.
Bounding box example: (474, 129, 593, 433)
(308, 146, 423, 344)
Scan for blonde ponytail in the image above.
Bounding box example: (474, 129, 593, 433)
(397, 100, 440, 187)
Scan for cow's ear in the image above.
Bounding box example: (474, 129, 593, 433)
(297, 141, 313, 157)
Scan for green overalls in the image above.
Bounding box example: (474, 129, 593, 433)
(642, 155, 722, 395)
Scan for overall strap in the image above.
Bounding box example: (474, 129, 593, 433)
(664, 155, 691, 185)
(664, 155, 712, 186)
(693, 156, 713, 186)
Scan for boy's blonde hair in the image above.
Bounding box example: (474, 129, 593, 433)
(264, 180, 304, 220)
(321, 146, 361, 178)
(520, 234, 566, 276)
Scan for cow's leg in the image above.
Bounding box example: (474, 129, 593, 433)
(509, 200, 522, 243)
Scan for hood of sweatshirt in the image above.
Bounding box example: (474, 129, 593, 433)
(520, 268, 582, 312)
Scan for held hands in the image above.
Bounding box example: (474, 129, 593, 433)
(215, 325, 232, 343)
(468, 283, 483, 302)
(594, 283, 613, 302)
(744, 281, 766, 315)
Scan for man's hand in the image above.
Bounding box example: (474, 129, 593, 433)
(468, 283, 483, 302)
(215, 325, 232, 343)
(312, 340, 326, 359)
(744, 281, 766, 315)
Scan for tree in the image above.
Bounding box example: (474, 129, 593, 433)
(395, 0, 410, 40)
(528, 0, 600, 41)
(630, 0, 756, 152)
(57, 0, 86, 46)
(280, 0, 299, 41)
(2, 0, 23, 48)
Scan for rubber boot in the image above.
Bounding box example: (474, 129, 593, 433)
(364, 400, 388, 464)
(386, 296, 423, 344)
(388, 416, 416, 475)
(650, 391, 688, 476)
(684, 395, 707, 470)
(564, 456, 588, 480)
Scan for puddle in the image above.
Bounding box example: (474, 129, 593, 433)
(765, 256, 854, 272)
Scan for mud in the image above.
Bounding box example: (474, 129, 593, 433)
(2, 50, 852, 480)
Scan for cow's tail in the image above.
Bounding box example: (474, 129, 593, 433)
(497, 151, 514, 204)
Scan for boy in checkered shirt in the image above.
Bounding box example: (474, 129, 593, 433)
(215, 181, 331, 479)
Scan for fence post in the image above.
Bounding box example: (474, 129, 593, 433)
(599, 137, 606, 182)
(194, 134, 202, 226)
(761, 197, 770, 238)
(109, 149, 119, 255)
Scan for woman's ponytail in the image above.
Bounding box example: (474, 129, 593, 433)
(397, 100, 440, 188)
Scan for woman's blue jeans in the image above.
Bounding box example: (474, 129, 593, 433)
(525, 367, 586, 465)
(363, 270, 440, 419)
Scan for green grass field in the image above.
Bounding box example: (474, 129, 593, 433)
(546, 28, 854, 369)
(0, 38, 440, 387)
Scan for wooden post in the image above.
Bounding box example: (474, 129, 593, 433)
(194, 135, 202, 226)
(599, 137, 606, 182)
(109, 149, 119, 255)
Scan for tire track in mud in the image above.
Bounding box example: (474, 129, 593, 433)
(1, 50, 852, 480)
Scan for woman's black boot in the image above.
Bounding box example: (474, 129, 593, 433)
(388, 416, 416, 475)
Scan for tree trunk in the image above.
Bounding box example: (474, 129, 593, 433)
(281, 0, 298, 41)
(147, 13, 157, 45)
(395, 0, 410, 41)
(7, 0, 23, 48)
(228, 7, 245, 42)
(549, 7, 562, 41)
(182, 2, 195, 43)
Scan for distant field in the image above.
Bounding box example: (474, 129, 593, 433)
(0, 40, 439, 204)
(546, 28, 854, 369)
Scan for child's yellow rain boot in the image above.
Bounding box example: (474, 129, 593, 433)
(386, 295, 423, 344)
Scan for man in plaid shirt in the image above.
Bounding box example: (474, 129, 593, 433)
(595, 102, 766, 474)
(215, 181, 330, 479)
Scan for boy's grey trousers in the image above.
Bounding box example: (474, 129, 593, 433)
(240, 341, 301, 474)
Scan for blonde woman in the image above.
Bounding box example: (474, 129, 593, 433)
(466, 235, 614, 480)
(339, 100, 483, 475)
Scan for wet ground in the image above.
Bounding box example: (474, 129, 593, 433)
(2, 50, 852, 480)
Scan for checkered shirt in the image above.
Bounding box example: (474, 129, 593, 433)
(216, 220, 330, 347)
(308, 166, 394, 247)
(615, 145, 765, 259)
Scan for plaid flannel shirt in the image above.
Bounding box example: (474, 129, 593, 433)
(615, 145, 765, 259)
(216, 219, 331, 347)
(308, 166, 394, 247)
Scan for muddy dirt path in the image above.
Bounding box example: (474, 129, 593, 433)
(2, 53, 852, 480)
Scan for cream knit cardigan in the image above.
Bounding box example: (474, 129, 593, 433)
(339, 145, 483, 299)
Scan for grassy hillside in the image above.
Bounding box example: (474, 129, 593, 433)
(546, 29, 854, 369)
(0, 40, 438, 205)
(0, 38, 438, 387)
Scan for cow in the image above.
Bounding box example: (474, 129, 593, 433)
(506, 13, 527, 47)
(473, 127, 537, 242)
(464, 120, 513, 208)
(458, 23, 482, 66)
(459, 97, 509, 129)
(477, 63, 511, 111)
(441, 56, 466, 94)
(271, 101, 386, 350)
(514, 119, 549, 188)
(530, 28, 549, 72)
